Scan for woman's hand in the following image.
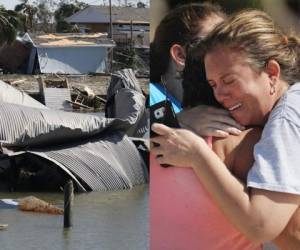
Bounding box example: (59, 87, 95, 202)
(151, 123, 208, 167)
(151, 124, 300, 245)
(177, 105, 245, 138)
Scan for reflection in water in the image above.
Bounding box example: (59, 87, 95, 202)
(0, 185, 148, 250)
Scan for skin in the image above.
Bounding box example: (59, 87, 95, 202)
(177, 105, 244, 138)
(151, 123, 300, 245)
(214, 128, 300, 249)
(166, 14, 225, 101)
(205, 47, 287, 126)
(151, 47, 300, 244)
(164, 14, 244, 138)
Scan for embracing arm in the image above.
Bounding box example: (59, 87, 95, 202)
(151, 124, 300, 245)
(212, 127, 262, 182)
(177, 105, 244, 138)
(192, 142, 300, 244)
(274, 208, 300, 249)
(212, 128, 300, 249)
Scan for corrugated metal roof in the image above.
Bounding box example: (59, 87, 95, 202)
(66, 5, 149, 24)
(0, 102, 116, 148)
(29, 132, 147, 191)
(43, 88, 72, 110)
(0, 80, 47, 109)
(0, 77, 148, 191)
(0, 102, 148, 191)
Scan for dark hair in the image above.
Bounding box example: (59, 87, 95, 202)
(182, 41, 221, 108)
(150, 2, 225, 83)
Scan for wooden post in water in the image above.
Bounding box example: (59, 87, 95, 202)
(64, 180, 74, 228)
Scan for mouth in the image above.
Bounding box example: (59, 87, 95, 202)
(228, 103, 242, 112)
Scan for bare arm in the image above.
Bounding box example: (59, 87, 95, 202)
(274, 209, 300, 249)
(177, 105, 245, 138)
(151, 124, 300, 244)
(213, 128, 300, 249)
(212, 127, 262, 181)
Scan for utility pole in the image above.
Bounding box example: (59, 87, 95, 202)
(108, 0, 113, 72)
(109, 0, 113, 39)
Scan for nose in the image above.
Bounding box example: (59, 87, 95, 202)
(213, 84, 230, 104)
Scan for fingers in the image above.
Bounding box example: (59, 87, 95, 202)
(210, 115, 245, 131)
(151, 123, 174, 136)
(202, 108, 244, 129)
(155, 154, 168, 165)
(150, 136, 165, 145)
(151, 143, 163, 155)
(208, 129, 230, 138)
(150, 142, 168, 165)
(178, 106, 245, 132)
(224, 127, 244, 136)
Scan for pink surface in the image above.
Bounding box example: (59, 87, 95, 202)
(150, 154, 261, 250)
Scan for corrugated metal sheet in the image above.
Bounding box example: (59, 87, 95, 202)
(43, 88, 72, 110)
(0, 80, 47, 109)
(0, 102, 117, 148)
(37, 46, 109, 74)
(66, 6, 149, 24)
(0, 80, 148, 191)
(29, 132, 147, 191)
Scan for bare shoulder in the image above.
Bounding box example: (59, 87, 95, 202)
(212, 127, 262, 181)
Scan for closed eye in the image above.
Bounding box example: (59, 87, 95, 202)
(223, 79, 236, 85)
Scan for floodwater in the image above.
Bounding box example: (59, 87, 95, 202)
(0, 185, 148, 250)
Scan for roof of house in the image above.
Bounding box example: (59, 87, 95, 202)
(29, 33, 115, 47)
(65, 5, 149, 24)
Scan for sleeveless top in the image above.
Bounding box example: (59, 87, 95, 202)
(150, 136, 261, 250)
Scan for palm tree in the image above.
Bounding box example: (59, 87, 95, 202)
(54, 3, 81, 32)
(0, 6, 19, 46)
(15, 0, 37, 31)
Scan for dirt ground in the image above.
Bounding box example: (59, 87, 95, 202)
(0, 74, 149, 97)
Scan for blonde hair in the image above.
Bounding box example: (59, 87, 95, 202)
(203, 9, 300, 84)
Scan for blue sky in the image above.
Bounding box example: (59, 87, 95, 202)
(0, 0, 149, 10)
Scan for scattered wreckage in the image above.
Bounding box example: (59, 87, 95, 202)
(0, 69, 149, 192)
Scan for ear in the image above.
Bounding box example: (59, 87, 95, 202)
(265, 59, 280, 86)
(170, 44, 186, 70)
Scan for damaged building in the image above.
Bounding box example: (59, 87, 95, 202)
(0, 69, 148, 192)
(0, 33, 115, 75)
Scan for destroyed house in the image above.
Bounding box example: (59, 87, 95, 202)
(0, 33, 115, 75)
(27, 33, 115, 74)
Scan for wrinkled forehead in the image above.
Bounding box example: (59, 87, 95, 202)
(204, 46, 253, 78)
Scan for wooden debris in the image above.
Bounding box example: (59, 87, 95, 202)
(18, 196, 63, 215)
(69, 86, 106, 111)
(0, 224, 8, 230)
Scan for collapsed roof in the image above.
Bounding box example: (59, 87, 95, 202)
(0, 69, 148, 191)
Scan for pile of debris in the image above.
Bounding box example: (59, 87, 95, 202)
(37, 76, 106, 112)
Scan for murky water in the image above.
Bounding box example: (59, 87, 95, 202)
(0, 185, 148, 250)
